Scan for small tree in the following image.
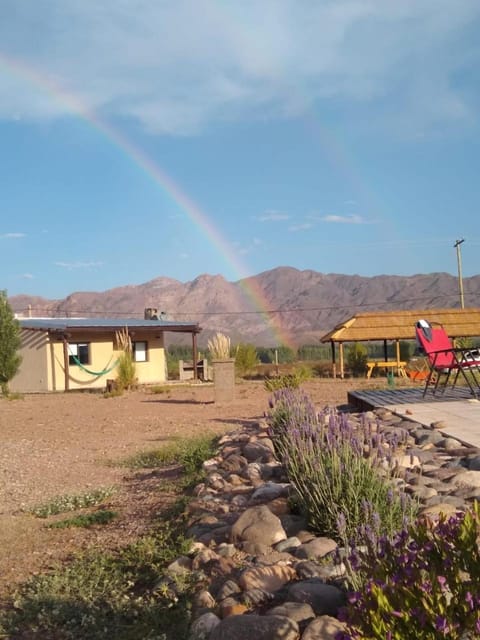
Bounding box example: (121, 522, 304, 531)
(0, 290, 22, 396)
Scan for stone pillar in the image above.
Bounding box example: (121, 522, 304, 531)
(212, 359, 235, 403)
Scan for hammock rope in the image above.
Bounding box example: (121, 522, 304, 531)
(68, 349, 118, 377)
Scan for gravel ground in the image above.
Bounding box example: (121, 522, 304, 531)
(0, 379, 360, 595)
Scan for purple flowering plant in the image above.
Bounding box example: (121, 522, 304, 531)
(337, 501, 480, 639)
(267, 388, 416, 544)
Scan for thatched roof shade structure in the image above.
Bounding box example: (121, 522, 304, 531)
(320, 308, 480, 378)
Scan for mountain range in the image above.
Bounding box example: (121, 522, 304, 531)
(9, 267, 480, 347)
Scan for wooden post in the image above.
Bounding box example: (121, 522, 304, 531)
(383, 339, 388, 362)
(192, 332, 198, 380)
(395, 339, 401, 365)
(339, 342, 345, 379)
(62, 336, 70, 391)
(331, 340, 336, 379)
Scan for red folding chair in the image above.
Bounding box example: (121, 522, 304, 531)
(415, 320, 480, 397)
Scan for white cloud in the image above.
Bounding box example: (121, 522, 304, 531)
(54, 260, 103, 269)
(19, 273, 34, 279)
(320, 214, 371, 224)
(256, 211, 290, 222)
(289, 223, 313, 232)
(0, 232, 26, 238)
(0, 1, 478, 134)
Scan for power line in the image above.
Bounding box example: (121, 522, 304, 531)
(17, 290, 479, 318)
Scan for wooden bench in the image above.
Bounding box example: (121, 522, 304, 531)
(366, 361, 407, 379)
(179, 359, 211, 381)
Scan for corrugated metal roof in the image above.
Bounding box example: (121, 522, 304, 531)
(19, 318, 201, 333)
(320, 308, 480, 342)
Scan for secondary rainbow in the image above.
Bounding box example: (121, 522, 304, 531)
(0, 52, 295, 349)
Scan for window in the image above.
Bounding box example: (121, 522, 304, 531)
(133, 341, 148, 362)
(69, 343, 90, 366)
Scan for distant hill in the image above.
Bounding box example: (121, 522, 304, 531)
(9, 267, 480, 347)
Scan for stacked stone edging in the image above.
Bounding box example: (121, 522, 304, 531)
(164, 407, 480, 640)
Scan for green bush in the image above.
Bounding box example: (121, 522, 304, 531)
(234, 343, 259, 377)
(346, 343, 368, 377)
(116, 351, 136, 390)
(339, 501, 480, 639)
(264, 365, 311, 391)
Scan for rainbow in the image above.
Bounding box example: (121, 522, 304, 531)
(0, 52, 296, 349)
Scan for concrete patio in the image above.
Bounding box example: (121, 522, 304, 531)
(348, 386, 480, 449)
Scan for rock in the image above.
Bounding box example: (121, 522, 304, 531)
(450, 470, 480, 489)
(243, 441, 275, 463)
(287, 579, 346, 616)
(209, 614, 300, 640)
(189, 612, 221, 640)
(419, 503, 459, 519)
(267, 601, 315, 626)
(166, 555, 192, 575)
(301, 615, 347, 639)
(216, 579, 242, 601)
(249, 482, 290, 503)
(295, 537, 337, 560)
(438, 437, 462, 450)
(193, 589, 216, 609)
(275, 537, 302, 553)
(222, 454, 248, 473)
(431, 420, 447, 430)
(238, 565, 297, 592)
(218, 597, 249, 618)
(468, 455, 480, 471)
(393, 453, 421, 469)
(295, 560, 345, 581)
(231, 505, 287, 546)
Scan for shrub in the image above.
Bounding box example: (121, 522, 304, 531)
(346, 343, 368, 377)
(338, 502, 480, 639)
(268, 389, 416, 543)
(264, 365, 311, 391)
(234, 343, 259, 377)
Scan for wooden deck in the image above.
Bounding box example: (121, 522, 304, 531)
(348, 386, 477, 412)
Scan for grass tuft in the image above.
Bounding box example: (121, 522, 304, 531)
(122, 434, 217, 479)
(30, 487, 116, 518)
(47, 509, 118, 529)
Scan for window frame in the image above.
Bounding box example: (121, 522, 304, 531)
(133, 340, 148, 363)
(68, 342, 90, 366)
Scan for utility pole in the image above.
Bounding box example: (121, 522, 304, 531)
(454, 239, 465, 309)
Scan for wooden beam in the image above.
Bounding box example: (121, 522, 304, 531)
(62, 337, 70, 391)
(339, 342, 345, 379)
(331, 340, 336, 379)
(192, 332, 198, 380)
(395, 339, 401, 365)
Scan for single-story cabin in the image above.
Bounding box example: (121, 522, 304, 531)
(320, 308, 480, 378)
(11, 317, 202, 393)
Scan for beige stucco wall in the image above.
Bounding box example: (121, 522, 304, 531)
(12, 329, 167, 392)
(10, 329, 50, 393)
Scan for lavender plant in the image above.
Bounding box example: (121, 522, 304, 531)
(268, 389, 416, 543)
(337, 501, 480, 639)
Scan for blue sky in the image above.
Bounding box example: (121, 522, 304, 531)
(1, 0, 480, 299)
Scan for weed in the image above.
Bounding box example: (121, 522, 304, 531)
(122, 434, 217, 481)
(0, 516, 194, 640)
(30, 487, 116, 518)
(48, 510, 118, 529)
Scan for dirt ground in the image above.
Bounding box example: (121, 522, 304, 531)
(0, 379, 360, 597)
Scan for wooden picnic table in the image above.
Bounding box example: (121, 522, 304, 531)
(366, 360, 407, 379)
